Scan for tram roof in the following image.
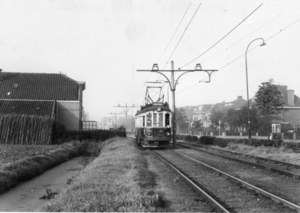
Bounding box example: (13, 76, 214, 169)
(135, 103, 171, 116)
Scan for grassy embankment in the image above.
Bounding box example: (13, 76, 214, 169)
(40, 137, 164, 212)
(213, 143, 300, 165)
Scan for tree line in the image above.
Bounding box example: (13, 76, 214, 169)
(176, 79, 285, 139)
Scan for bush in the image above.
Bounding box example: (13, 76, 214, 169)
(199, 136, 215, 145)
(191, 136, 198, 142)
(54, 129, 126, 144)
(184, 135, 192, 142)
(199, 136, 283, 148)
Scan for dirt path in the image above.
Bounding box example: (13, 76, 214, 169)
(0, 156, 94, 212)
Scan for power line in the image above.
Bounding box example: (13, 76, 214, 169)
(162, 2, 202, 70)
(157, 3, 191, 64)
(134, 3, 193, 102)
(177, 15, 300, 95)
(199, 2, 296, 66)
(180, 3, 263, 69)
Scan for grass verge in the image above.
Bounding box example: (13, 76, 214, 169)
(40, 138, 164, 212)
(214, 142, 300, 165)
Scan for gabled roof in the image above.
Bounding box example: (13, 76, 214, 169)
(225, 96, 247, 109)
(193, 104, 214, 114)
(0, 72, 80, 100)
(0, 100, 55, 117)
(277, 85, 300, 107)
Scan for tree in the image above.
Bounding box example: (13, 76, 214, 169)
(225, 108, 240, 130)
(255, 79, 284, 139)
(209, 108, 226, 128)
(192, 120, 203, 131)
(175, 108, 189, 131)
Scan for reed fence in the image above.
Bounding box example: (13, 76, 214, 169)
(0, 114, 54, 145)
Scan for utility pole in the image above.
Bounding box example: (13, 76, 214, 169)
(137, 61, 217, 148)
(108, 112, 122, 129)
(113, 103, 138, 130)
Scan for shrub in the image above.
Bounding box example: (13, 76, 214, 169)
(184, 135, 192, 142)
(191, 136, 198, 142)
(54, 130, 126, 144)
(199, 136, 215, 145)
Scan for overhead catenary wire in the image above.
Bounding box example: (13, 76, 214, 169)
(162, 2, 202, 70)
(133, 3, 193, 104)
(157, 3, 191, 65)
(199, 2, 296, 66)
(176, 15, 300, 95)
(179, 3, 263, 69)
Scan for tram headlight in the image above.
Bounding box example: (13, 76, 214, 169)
(166, 132, 170, 136)
(148, 132, 152, 136)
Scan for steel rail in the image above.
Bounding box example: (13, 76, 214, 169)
(177, 142, 300, 179)
(179, 141, 300, 169)
(175, 150, 300, 212)
(151, 150, 230, 213)
(180, 144, 300, 177)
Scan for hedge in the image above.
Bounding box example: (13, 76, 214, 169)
(54, 129, 126, 144)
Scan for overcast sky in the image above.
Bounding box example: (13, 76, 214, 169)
(0, 0, 299, 124)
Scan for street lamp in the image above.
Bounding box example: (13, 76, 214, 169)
(245, 38, 266, 139)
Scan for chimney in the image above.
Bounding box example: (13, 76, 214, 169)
(287, 90, 294, 106)
(237, 96, 242, 99)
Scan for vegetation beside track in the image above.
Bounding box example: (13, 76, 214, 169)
(40, 138, 164, 212)
(0, 142, 82, 195)
(0, 137, 121, 195)
(177, 134, 300, 165)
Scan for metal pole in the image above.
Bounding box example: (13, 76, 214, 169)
(245, 53, 251, 139)
(125, 103, 127, 129)
(245, 38, 266, 139)
(171, 61, 177, 148)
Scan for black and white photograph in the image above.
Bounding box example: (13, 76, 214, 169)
(0, 0, 300, 212)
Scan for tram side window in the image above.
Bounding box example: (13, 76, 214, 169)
(147, 113, 152, 127)
(165, 113, 170, 126)
(159, 113, 163, 127)
(142, 116, 145, 127)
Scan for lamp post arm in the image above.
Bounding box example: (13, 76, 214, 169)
(152, 71, 173, 91)
(245, 38, 265, 62)
(174, 71, 194, 90)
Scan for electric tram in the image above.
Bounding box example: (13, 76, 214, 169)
(134, 84, 172, 148)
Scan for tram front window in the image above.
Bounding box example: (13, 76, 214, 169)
(147, 113, 152, 127)
(159, 113, 163, 127)
(165, 113, 170, 126)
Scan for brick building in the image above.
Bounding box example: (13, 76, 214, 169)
(0, 71, 85, 130)
(273, 85, 300, 129)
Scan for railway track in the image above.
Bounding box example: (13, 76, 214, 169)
(152, 149, 300, 213)
(177, 141, 300, 179)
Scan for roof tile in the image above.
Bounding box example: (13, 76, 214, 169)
(0, 100, 54, 117)
(0, 72, 79, 100)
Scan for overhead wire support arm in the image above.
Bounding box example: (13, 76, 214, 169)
(137, 61, 218, 149)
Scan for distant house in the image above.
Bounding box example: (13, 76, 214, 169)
(0, 71, 85, 130)
(192, 104, 214, 127)
(214, 96, 248, 111)
(271, 85, 300, 129)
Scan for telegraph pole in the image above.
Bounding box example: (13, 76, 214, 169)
(113, 103, 138, 130)
(108, 112, 122, 129)
(137, 61, 217, 148)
